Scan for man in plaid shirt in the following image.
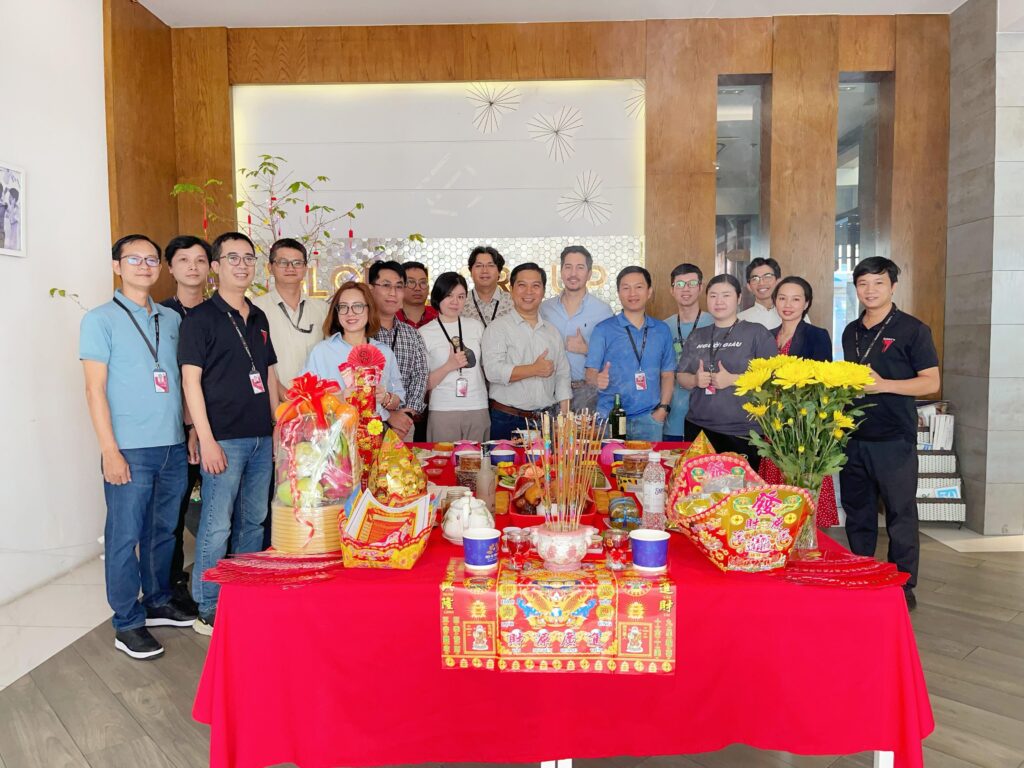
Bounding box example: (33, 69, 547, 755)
(369, 261, 429, 440)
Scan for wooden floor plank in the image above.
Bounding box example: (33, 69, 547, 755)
(922, 587, 1022, 621)
(83, 736, 179, 768)
(923, 669, 1024, 722)
(913, 628, 977, 660)
(922, 720, 1024, 768)
(912, 606, 1024, 661)
(0, 676, 91, 768)
(29, 647, 144, 758)
(73, 626, 166, 695)
(920, 650, 1024, 699)
(930, 694, 1024, 752)
(116, 679, 209, 768)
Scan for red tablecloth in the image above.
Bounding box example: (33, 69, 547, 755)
(193, 529, 933, 768)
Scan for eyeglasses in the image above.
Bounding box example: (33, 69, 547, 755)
(473, 262, 497, 270)
(372, 281, 405, 292)
(749, 274, 777, 284)
(222, 254, 258, 266)
(337, 303, 368, 315)
(406, 279, 429, 289)
(272, 259, 306, 269)
(673, 279, 700, 288)
(121, 256, 161, 267)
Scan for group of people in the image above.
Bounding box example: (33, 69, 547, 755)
(81, 232, 939, 660)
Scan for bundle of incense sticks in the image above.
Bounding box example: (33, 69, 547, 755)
(533, 410, 606, 531)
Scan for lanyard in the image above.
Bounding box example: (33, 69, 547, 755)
(709, 321, 738, 370)
(225, 310, 258, 373)
(113, 298, 160, 369)
(437, 316, 465, 373)
(278, 300, 313, 334)
(676, 311, 703, 346)
(624, 321, 649, 368)
(172, 296, 189, 317)
(378, 322, 399, 351)
(472, 290, 499, 327)
(855, 306, 898, 363)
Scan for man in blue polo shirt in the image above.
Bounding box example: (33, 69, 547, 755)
(585, 266, 676, 441)
(179, 232, 280, 635)
(540, 245, 613, 413)
(80, 234, 196, 661)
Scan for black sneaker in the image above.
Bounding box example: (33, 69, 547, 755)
(146, 600, 198, 628)
(114, 627, 164, 660)
(904, 588, 917, 613)
(172, 580, 197, 613)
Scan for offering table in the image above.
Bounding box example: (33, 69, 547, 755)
(193, 525, 932, 768)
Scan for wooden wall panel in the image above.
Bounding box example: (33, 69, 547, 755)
(171, 28, 235, 239)
(890, 15, 950, 372)
(769, 16, 840, 330)
(645, 18, 773, 319)
(226, 22, 644, 84)
(463, 22, 645, 80)
(103, 0, 179, 300)
(839, 16, 896, 72)
(228, 25, 465, 84)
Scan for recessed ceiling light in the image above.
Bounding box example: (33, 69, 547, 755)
(718, 88, 744, 95)
(839, 85, 857, 92)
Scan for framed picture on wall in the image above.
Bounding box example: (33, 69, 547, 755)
(0, 161, 25, 258)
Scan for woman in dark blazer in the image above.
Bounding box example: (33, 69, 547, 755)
(772, 276, 833, 361)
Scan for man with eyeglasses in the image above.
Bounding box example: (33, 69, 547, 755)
(462, 245, 513, 327)
(539, 245, 613, 413)
(396, 261, 438, 329)
(178, 232, 280, 635)
(368, 261, 429, 441)
(252, 238, 328, 400)
(738, 257, 782, 330)
(80, 234, 196, 660)
(662, 263, 714, 442)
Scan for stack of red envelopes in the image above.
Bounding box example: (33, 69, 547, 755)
(779, 550, 911, 589)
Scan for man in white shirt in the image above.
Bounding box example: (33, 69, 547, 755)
(252, 238, 328, 400)
(737, 257, 782, 330)
(482, 262, 571, 440)
(462, 245, 513, 328)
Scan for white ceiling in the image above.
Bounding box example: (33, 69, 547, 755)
(140, 0, 966, 29)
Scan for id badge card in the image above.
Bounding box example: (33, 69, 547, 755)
(153, 369, 169, 394)
(455, 376, 469, 398)
(704, 385, 716, 395)
(673, 340, 683, 356)
(634, 371, 647, 391)
(249, 371, 266, 395)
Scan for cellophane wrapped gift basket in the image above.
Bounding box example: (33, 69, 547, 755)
(272, 373, 360, 554)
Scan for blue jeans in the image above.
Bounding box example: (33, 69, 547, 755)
(626, 411, 665, 442)
(103, 443, 187, 632)
(193, 437, 273, 618)
(488, 408, 529, 441)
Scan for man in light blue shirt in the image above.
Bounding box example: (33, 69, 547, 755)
(80, 234, 194, 661)
(585, 267, 676, 441)
(663, 262, 714, 441)
(539, 245, 613, 413)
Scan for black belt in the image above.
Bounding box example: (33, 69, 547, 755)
(488, 399, 552, 419)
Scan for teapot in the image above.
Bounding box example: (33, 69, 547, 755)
(442, 495, 495, 544)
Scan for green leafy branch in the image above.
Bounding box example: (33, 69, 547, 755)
(49, 287, 89, 312)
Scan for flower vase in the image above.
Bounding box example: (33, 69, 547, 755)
(789, 474, 822, 559)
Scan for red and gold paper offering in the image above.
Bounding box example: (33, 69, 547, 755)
(440, 559, 676, 674)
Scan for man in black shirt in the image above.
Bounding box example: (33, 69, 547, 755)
(159, 235, 211, 611)
(178, 232, 280, 634)
(840, 257, 940, 612)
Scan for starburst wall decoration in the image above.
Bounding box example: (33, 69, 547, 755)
(557, 171, 612, 226)
(528, 106, 584, 163)
(625, 80, 645, 119)
(466, 83, 521, 134)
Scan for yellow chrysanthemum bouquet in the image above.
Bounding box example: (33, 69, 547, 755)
(735, 356, 873, 551)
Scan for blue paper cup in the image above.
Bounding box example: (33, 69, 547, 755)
(490, 449, 516, 466)
(629, 529, 670, 570)
(463, 527, 501, 571)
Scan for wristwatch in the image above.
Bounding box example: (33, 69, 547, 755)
(654, 403, 671, 414)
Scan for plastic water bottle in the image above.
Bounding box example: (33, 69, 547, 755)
(641, 451, 666, 530)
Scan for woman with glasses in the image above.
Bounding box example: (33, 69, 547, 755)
(418, 272, 490, 442)
(303, 282, 405, 420)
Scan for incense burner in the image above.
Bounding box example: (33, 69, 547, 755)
(530, 517, 597, 572)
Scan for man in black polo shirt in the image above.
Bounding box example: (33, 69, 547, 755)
(840, 257, 939, 612)
(179, 232, 280, 634)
